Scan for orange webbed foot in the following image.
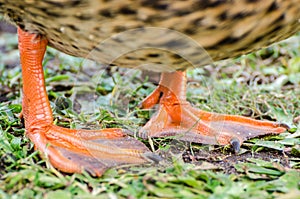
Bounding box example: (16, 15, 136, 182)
(139, 71, 288, 152)
(28, 125, 157, 176)
(18, 28, 159, 176)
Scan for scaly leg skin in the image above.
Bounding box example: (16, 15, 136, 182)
(18, 28, 159, 176)
(139, 71, 288, 152)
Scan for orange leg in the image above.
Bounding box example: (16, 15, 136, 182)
(18, 28, 159, 176)
(139, 71, 288, 152)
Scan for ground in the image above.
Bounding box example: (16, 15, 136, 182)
(0, 22, 299, 198)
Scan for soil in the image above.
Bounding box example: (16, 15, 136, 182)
(182, 148, 290, 174)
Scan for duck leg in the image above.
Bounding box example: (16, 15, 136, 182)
(18, 28, 156, 176)
(139, 71, 287, 152)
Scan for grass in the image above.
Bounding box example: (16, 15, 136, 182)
(0, 25, 300, 198)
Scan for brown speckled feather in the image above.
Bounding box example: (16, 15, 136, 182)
(1, 0, 299, 71)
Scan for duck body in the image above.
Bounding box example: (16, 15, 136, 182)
(0, 0, 299, 176)
(1, 0, 300, 71)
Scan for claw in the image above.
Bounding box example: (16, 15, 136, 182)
(277, 122, 290, 130)
(143, 152, 162, 163)
(230, 137, 241, 154)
